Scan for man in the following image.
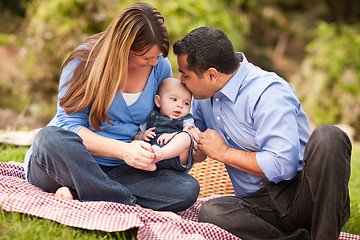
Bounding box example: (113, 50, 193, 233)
(173, 26, 352, 240)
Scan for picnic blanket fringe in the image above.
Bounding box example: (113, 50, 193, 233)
(0, 161, 359, 240)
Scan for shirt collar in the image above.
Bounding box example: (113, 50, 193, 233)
(218, 52, 250, 103)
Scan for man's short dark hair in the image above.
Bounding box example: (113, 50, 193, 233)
(173, 27, 239, 77)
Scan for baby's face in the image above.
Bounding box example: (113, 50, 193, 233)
(157, 84, 192, 119)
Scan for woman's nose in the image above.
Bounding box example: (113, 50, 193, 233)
(148, 57, 158, 66)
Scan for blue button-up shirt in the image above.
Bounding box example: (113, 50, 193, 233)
(192, 53, 310, 197)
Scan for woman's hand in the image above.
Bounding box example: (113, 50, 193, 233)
(121, 140, 157, 171)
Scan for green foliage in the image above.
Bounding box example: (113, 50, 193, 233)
(22, 0, 248, 84)
(293, 22, 360, 137)
(153, 0, 249, 72)
(15, 0, 249, 118)
(23, 0, 113, 98)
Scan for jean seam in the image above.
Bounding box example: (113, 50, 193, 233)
(32, 154, 76, 190)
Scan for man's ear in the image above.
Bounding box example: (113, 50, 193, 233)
(154, 95, 161, 108)
(207, 68, 218, 84)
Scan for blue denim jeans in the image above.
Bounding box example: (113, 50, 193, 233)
(27, 126, 200, 212)
(198, 125, 352, 240)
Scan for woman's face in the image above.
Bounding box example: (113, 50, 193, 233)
(128, 45, 162, 68)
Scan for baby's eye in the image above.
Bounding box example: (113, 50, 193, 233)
(184, 102, 190, 106)
(171, 98, 177, 101)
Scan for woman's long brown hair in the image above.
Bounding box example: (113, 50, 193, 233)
(59, 3, 169, 131)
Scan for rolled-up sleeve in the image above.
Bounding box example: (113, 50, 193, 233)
(254, 82, 301, 183)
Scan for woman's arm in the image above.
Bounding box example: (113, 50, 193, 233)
(77, 127, 157, 171)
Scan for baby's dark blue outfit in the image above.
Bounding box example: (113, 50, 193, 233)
(145, 108, 194, 171)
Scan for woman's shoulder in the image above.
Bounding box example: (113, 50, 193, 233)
(156, 56, 171, 69)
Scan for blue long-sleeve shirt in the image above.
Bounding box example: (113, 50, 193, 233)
(24, 55, 172, 178)
(192, 53, 310, 197)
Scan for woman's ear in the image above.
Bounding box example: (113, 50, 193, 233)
(155, 95, 161, 108)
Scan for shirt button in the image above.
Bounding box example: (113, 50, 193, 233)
(217, 116, 221, 120)
(259, 181, 264, 186)
(215, 98, 219, 102)
(226, 136, 230, 140)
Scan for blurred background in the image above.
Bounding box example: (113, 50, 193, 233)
(0, 0, 359, 140)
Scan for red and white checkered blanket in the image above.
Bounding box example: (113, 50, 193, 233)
(0, 161, 359, 240)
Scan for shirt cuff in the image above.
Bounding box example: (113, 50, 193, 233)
(256, 151, 283, 183)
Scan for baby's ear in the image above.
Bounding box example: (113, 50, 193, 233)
(154, 95, 161, 108)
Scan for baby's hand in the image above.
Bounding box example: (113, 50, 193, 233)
(157, 133, 175, 145)
(143, 127, 156, 141)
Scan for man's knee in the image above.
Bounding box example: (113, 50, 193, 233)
(311, 124, 352, 149)
(198, 198, 222, 223)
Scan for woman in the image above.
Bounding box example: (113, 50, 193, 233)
(24, 3, 199, 213)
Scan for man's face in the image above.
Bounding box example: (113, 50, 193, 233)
(177, 54, 213, 99)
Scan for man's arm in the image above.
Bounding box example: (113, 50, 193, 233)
(197, 128, 265, 177)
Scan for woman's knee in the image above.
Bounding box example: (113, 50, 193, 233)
(33, 126, 82, 152)
(34, 126, 62, 149)
(178, 174, 200, 202)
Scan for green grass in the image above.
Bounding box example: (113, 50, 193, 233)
(1, 144, 360, 238)
(342, 143, 360, 234)
(0, 145, 137, 240)
(0, 210, 137, 240)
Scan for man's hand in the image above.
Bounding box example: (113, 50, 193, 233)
(185, 126, 207, 162)
(198, 129, 229, 161)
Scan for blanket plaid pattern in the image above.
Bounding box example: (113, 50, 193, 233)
(0, 161, 359, 240)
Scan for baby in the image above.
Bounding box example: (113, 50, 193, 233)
(135, 77, 194, 170)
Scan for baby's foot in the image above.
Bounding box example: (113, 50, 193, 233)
(156, 210, 182, 220)
(151, 145, 163, 162)
(55, 187, 74, 200)
(135, 204, 182, 220)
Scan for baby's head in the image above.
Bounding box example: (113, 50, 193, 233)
(155, 77, 192, 119)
